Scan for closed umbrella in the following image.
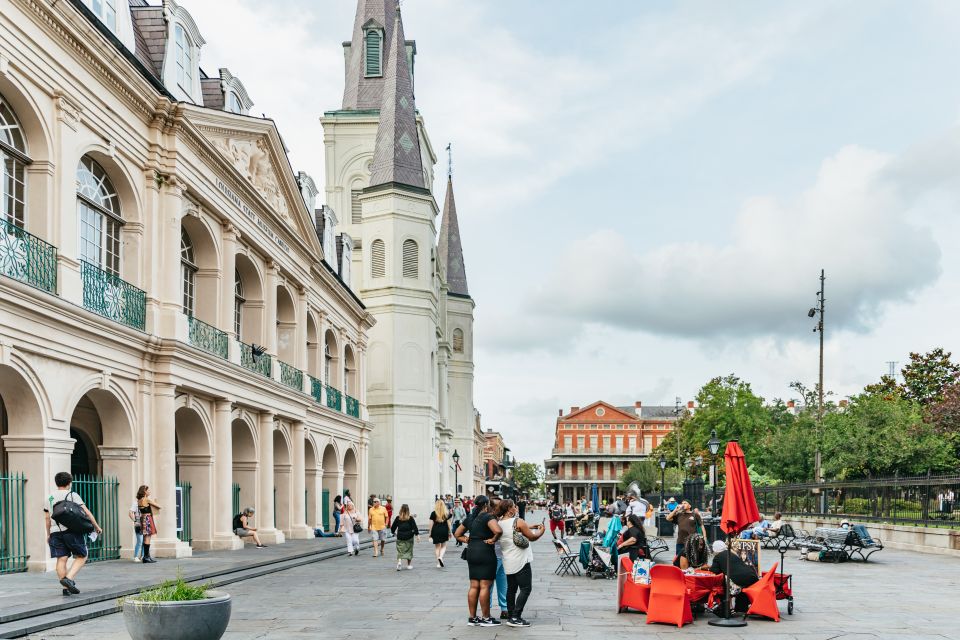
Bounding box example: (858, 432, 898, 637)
(708, 440, 760, 628)
(591, 483, 600, 515)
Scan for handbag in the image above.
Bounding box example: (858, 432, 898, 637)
(352, 521, 363, 534)
(512, 517, 529, 549)
(51, 492, 94, 535)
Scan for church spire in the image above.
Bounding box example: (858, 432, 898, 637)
(368, 5, 425, 189)
(438, 163, 469, 297)
(342, 0, 395, 110)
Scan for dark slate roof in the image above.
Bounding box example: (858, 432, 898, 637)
(368, 7, 424, 189)
(342, 0, 395, 110)
(201, 77, 224, 110)
(130, 5, 166, 79)
(438, 177, 469, 296)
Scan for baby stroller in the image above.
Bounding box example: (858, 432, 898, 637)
(575, 512, 599, 537)
(585, 542, 618, 580)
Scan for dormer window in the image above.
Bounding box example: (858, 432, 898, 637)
(364, 28, 383, 77)
(92, 0, 117, 32)
(175, 25, 194, 94)
(226, 91, 242, 114)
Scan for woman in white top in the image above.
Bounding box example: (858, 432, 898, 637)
(495, 499, 546, 628)
(339, 501, 362, 556)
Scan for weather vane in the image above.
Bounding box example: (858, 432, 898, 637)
(446, 142, 453, 178)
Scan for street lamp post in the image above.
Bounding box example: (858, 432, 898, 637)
(808, 269, 825, 486)
(708, 430, 721, 515)
(658, 454, 667, 537)
(452, 449, 460, 497)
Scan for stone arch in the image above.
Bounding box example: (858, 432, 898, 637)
(304, 435, 319, 527)
(180, 212, 220, 324)
(324, 328, 340, 387)
(0, 357, 50, 438)
(343, 344, 357, 398)
(63, 375, 136, 452)
(320, 442, 340, 530)
(231, 413, 258, 518)
(306, 311, 320, 378)
(342, 446, 359, 501)
(273, 426, 292, 533)
(276, 284, 297, 363)
(0, 78, 51, 162)
(234, 252, 264, 345)
(0, 80, 52, 240)
(174, 401, 214, 547)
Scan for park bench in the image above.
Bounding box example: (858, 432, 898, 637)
(647, 535, 669, 558)
(761, 523, 798, 551)
(801, 526, 883, 562)
(846, 524, 884, 561)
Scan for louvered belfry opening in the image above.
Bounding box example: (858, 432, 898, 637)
(402, 239, 418, 278)
(371, 239, 386, 278)
(351, 189, 362, 223)
(365, 29, 382, 77)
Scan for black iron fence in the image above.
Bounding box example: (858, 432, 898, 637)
(754, 473, 960, 527)
(0, 473, 28, 574)
(73, 474, 120, 562)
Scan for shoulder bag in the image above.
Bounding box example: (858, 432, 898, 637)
(51, 492, 94, 535)
(512, 517, 529, 549)
(352, 517, 363, 534)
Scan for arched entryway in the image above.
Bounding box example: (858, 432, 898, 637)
(180, 217, 219, 323)
(231, 416, 258, 524)
(324, 329, 339, 388)
(273, 429, 291, 534)
(343, 447, 358, 502)
(321, 443, 339, 532)
(234, 253, 264, 345)
(343, 345, 357, 398)
(306, 312, 320, 378)
(276, 285, 296, 364)
(305, 437, 319, 529)
(174, 404, 213, 549)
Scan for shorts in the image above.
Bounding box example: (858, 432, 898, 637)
(49, 531, 88, 558)
(549, 520, 564, 534)
(235, 528, 252, 537)
(371, 528, 388, 542)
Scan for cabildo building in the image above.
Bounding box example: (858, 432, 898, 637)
(0, 0, 374, 571)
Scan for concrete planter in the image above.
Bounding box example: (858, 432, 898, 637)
(122, 590, 231, 640)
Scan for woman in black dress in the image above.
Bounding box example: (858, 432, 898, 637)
(617, 514, 650, 562)
(454, 495, 502, 627)
(429, 499, 451, 568)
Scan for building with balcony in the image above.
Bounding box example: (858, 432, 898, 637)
(544, 401, 683, 504)
(0, 0, 375, 571)
(483, 428, 514, 497)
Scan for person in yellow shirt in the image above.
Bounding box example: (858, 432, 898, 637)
(368, 498, 389, 557)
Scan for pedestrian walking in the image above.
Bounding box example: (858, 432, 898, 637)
(135, 485, 161, 564)
(340, 501, 362, 556)
(452, 498, 467, 547)
(368, 497, 388, 557)
(429, 499, 451, 568)
(128, 501, 143, 562)
(332, 495, 343, 536)
(43, 472, 101, 595)
(390, 504, 420, 570)
(496, 499, 546, 627)
(385, 496, 394, 529)
(488, 496, 508, 618)
(454, 495, 503, 627)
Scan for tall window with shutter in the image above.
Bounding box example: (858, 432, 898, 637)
(351, 189, 362, 224)
(365, 29, 383, 77)
(402, 239, 418, 278)
(370, 239, 385, 278)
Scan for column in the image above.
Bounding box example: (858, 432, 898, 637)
(220, 225, 238, 336)
(257, 411, 284, 543)
(213, 399, 242, 549)
(157, 182, 186, 337)
(289, 421, 311, 538)
(438, 352, 449, 423)
(151, 383, 192, 558)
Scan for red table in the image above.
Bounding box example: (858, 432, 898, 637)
(684, 571, 725, 607)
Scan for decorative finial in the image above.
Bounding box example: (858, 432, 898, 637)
(446, 143, 453, 178)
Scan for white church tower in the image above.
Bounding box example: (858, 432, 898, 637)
(322, 1, 480, 516)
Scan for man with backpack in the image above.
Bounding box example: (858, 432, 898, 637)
(43, 472, 101, 595)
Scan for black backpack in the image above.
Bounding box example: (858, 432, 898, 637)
(51, 492, 94, 534)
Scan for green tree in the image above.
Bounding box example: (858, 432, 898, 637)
(512, 462, 544, 496)
(618, 460, 660, 494)
(901, 348, 960, 405)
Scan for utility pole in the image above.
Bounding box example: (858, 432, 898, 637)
(808, 269, 825, 487)
(675, 396, 683, 478)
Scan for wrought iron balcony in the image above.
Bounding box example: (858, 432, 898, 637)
(80, 261, 145, 331)
(187, 316, 228, 359)
(326, 384, 342, 411)
(239, 341, 272, 378)
(0, 219, 57, 294)
(345, 394, 360, 418)
(309, 375, 323, 404)
(279, 360, 304, 391)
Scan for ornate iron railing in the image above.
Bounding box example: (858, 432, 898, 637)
(187, 316, 228, 359)
(309, 375, 323, 404)
(0, 219, 57, 294)
(345, 394, 360, 418)
(279, 360, 304, 391)
(72, 474, 120, 563)
(326, 384, 342, 411)
(0, 473, 28, 574)
(80, 261, 145, 331)
(240, 341, 272, 378)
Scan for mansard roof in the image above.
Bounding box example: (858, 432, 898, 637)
(438, 177, 469, 297)
(342, 0, 395, 110)
(368, 7, 424, 190)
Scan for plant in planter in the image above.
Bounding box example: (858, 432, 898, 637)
(122, 571, 231, 640)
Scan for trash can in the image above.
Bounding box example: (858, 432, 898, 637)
(656, 513, 674, 537)
(703, 517, 722, 544)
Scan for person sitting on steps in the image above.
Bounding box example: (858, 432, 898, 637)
(234, 507, 267, 548)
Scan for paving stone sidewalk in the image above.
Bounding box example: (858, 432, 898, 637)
(19, 529, 960, 639)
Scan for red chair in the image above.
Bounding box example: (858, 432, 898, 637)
(744, 562, 780, 622)
(646, 564, 693, 627)
(617, 556, 650, 613)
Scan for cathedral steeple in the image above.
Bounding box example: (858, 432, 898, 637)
(368, 5, 425, 190)
(438, 171, 470, 297)
(342, 0, 396, 110)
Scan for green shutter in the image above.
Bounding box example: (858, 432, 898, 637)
(365, 30, 381, 77)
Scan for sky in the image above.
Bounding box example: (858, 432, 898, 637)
(187, 0, 960, 464)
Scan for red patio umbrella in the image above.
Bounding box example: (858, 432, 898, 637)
(709, 440, 760, 628)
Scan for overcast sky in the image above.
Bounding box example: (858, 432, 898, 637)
(189, 0, 960, 464)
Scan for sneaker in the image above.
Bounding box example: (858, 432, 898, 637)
(506, 618, 531, 627)
(59, 578, 80, 594)
(406, 564, 413, 570)
(133, 557, 141, 562)
(256, 544, 267, 548)
(480, 617, 501, 627)
(438, 557, 444, 568)
(354, 550, 359, 556)
(467, 617, 482, 626)
(61, 589, 71, 596)
(396, 562, 402, 571)
(500, 611, 511, 619)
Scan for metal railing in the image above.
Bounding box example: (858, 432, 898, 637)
(72, 474, 120, 563)
(754, 474, 960, 527)
(239, 341, 272, 378)
(326, 384, 342, 411)
(232, 483, 241, 517)
(279, 361, 304, 391)
(187, 316, 228, 359)
(0, 219, 57, 294)
(345, 395, 360, 418)
(176, 482, 192, 545)
(0, 473, 28, 574)
(309, 375, 323, 404)
(81, 261, 146, 331)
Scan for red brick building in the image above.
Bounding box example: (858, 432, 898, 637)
(544, 400, 683, 504)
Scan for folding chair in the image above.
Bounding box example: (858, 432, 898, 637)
(554, 539, 581, 576)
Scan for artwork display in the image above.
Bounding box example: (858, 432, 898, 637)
(730, 538, 761, 576)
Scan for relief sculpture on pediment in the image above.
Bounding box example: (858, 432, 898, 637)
(213, 137, 290, 220)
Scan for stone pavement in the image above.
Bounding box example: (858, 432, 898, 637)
(18, 529, 960, 639)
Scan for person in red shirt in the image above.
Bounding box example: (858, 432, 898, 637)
(385, 497, 394, 528)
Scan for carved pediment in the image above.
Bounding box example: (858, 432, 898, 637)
(210, 136, 290, 221)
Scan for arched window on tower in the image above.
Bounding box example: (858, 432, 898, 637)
(234, 269, 244, 337)
(453, 328, 464, 354)
(0, 95, 29, 227)
(180, 228, 196, 315)
(371, 239, 385, 278)
(76, 155, 122, 275)
(364, 28, 383, 77)
(402, 239, 418, 279)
